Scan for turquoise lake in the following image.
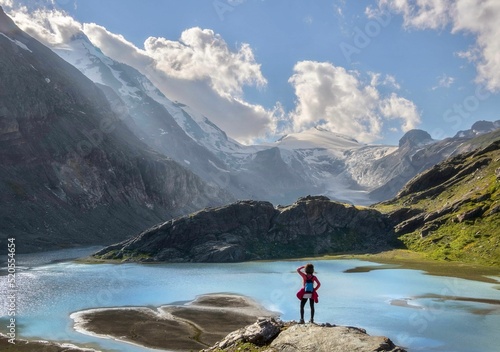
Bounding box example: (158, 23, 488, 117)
(1, 247, 500, 352)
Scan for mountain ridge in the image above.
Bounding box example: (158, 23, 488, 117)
(47, 27, 500, 206)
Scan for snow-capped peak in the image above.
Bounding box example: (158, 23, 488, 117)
(273, 126, 362, 151)
(53, 32, 145, 100)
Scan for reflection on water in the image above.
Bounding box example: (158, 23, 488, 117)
(344, 264, 402, 273)
(0, 248, 499, 352)
(390, 298, 424, 310)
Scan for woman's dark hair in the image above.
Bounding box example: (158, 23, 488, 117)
(305, 263, 314, 274)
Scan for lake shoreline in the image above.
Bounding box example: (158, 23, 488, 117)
(327, 249, 500, 284)
(0, 333, 99, 352)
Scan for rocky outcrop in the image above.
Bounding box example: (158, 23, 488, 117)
(206, 318, 282, 350)
(94, 195, 398, 262)
(0, 7, 231, 252)
(204, 318, 407, 352)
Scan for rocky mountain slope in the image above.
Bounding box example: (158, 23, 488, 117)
(377, 132, 500, 266)
(54, 34, 236, 190)
(93, 195, 398, 262)
(0, 7, 230, 253)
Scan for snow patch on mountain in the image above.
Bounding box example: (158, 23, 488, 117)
(0, 32, 32, 52)
(274, 126, 361, 151)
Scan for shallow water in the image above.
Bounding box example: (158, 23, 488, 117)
(1, 248, 499, 352)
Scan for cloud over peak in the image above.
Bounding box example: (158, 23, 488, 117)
(288, 61, 420, 143)
(4, 6, 81, 45)
(144, 27, 267, 99)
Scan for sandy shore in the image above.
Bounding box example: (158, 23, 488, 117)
(0, 334, 98, 352)
(70, 293, 278, 351)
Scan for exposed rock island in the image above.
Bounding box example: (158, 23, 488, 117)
(93, 196, 398, 263)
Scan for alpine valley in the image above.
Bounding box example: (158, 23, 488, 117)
(0, 6, 499, 267)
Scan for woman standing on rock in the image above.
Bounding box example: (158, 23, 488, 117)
(296, 263, 320, 324)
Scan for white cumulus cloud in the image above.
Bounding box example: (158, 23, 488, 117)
(373, 0, 500, 92)
(143, 27, 267, 99)
(288, 61, 420, 143)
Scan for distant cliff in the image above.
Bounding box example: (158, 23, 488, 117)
(94, 195, 397, 262)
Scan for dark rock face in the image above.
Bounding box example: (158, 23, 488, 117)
(94, 196, 397, 262)
(0, 7, 230, 252)
(398, 129, 433, 148)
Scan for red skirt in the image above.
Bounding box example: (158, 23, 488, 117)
(296, 288, 319, 303)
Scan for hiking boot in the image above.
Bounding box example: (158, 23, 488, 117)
(299, 319, 305, 324)
(309, 319, 314, 324)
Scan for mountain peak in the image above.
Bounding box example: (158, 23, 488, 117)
(69, 32, 94, 45)
(398, 129, 433, 148)
(454, 120, 500, 139)
(0, 6, 19, 34)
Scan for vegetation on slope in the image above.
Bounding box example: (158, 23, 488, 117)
(375, 139, 500, 267)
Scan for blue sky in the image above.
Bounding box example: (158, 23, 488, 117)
(3, 0, 499, 145)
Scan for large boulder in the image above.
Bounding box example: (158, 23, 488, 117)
(204, 318, 407, 352)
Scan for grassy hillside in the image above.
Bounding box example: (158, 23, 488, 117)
(375, 139, 500, 267)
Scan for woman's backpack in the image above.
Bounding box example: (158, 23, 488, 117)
(304, 275, 315, 292)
